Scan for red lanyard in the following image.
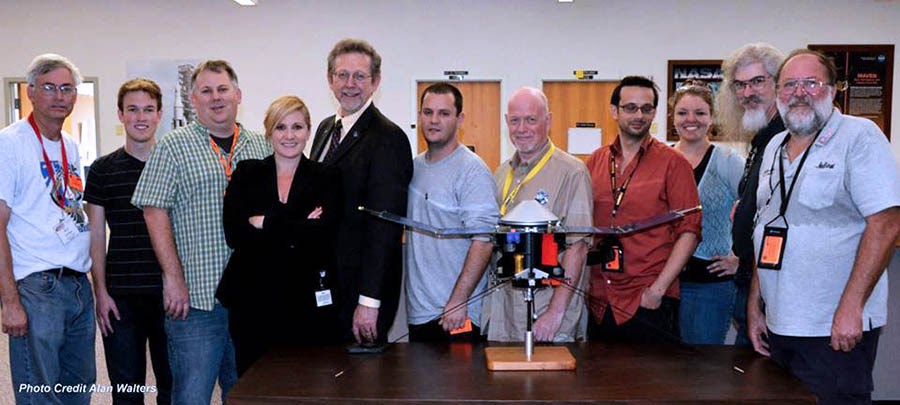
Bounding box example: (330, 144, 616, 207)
(208, 124, 240, 181)
(29, 113, 70, 208)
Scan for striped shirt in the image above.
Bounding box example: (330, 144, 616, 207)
(132, 121, 271, 311)
(85, 147, 162, 294)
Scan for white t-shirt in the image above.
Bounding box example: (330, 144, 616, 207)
(0, 119, 91, 281)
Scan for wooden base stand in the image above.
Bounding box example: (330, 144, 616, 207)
(484, 346, 576, 371)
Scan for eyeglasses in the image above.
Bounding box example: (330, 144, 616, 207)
(332, 71, 372, 83)
(778, 79, 832, 96)
(32, 83, 77, 96)
(618, 103, 656, 114)
(730, 75, 769, 92)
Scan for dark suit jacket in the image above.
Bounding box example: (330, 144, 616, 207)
(216, 155, 342, 339)
(310, 104, 413, 340)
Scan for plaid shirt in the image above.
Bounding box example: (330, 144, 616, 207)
(132, 121, 271, 311)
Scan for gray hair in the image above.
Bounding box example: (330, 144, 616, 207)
(715, 43, 784, 142)
(26, 53, 83, 87)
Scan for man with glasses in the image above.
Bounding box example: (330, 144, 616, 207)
(748, 49, 899, 404)
(0, 54, 95, 404)
(585, 76, 700, 344)
(484, 87, 592, 342)
(716, 43, 785, 347)
(309, 38, 412, 346)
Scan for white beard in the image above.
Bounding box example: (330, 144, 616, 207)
(741, 107, 769, 133)
(777, 95, 833, 135)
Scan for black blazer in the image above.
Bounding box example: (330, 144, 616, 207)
(310, 104, 413, 338)
(216, 155, 341, 316)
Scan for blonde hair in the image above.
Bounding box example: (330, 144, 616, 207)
(263, 95, 311, 140)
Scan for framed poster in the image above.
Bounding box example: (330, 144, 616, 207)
(808, 44, 893, 139)
(666, 60, 723, 141)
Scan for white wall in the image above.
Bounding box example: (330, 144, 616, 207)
(2, 0, 899, 161)
(2, 0, 899, 399)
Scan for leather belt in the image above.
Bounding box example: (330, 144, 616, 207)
(42, 267, 85, 278)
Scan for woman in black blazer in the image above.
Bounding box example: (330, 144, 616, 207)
(217, 95, 341, 376)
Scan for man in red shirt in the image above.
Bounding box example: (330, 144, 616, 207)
(585, 76, 701, 343)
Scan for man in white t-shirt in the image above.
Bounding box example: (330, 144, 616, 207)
(0, 54, 95, 404)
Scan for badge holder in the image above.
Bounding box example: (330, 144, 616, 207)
(758, 217, 788, 270)
(599, 236, 625, 273)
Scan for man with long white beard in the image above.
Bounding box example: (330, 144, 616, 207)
(716, 43, 785, 346)
(747, 49, 900, 404)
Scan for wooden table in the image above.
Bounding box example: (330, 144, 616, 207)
(228, 342, 815, 404)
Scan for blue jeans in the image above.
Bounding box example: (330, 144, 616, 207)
(165, 304, 237, 404)
(9, 271, 96, 405)
(103, 293, 171, 404)
(679, 281, 735, 344)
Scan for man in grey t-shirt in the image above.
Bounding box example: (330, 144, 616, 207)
(405, 83, 499, 341)
(748, 49, 900, 403)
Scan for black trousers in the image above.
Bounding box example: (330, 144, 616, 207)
(102, 293, 172, 405)
(769, 328, 881, 405)
(588, 296, 681, 344)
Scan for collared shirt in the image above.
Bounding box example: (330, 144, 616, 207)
(131, 121, 271, 311)
(586, 135, 701, 324)
(318, 98, 373, 163)
(753, 109, 900, 336)
(484, 141, 594, 342)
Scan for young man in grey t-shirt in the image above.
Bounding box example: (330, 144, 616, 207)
(405, 83, 499, 341)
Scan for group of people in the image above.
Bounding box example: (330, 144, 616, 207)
(0, 38, 897, 405)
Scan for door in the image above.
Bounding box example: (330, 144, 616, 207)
(543, 80, 619, 161)
(415, 81, 501, 171)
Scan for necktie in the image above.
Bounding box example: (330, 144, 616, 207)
(325, 119, 343, 161)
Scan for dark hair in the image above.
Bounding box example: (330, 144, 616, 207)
(420, 82, 463, 115)
(776, 49, 838, 85)
(610, 76, 660, 107)
(668, 79, 714, 115)
(118, 78, 162, 112)
(327, 38, 382, 80)
(190, 60, 239, 92)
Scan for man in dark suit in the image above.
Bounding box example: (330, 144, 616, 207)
(310, 38, 412, 345)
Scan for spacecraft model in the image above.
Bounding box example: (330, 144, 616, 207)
(361, 200, 701, 366)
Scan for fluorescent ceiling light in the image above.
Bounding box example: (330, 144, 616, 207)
(233, 0, 257, 6)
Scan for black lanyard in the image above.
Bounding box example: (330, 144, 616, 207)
(774, 130, 822, 218)
(609, 148, 644, 220)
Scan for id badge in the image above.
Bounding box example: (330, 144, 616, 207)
(758, 226, 787, 270)
(315, 289, 333, 307)
(54, 217, 78, 244)
(314, 269, 332, 307)
(603, 237, 625, 273)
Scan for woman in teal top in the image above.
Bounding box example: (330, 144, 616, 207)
(671, 80, 745, 344)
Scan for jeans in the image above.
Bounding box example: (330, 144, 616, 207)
(103, 293, 172, 404)
(679, 281, 736, 344)
(732, 282, 752, 347)
(165, 304, 237, 404)
(9, 271, 96, 405)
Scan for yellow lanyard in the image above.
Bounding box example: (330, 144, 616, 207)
(500, 142, 555, 215)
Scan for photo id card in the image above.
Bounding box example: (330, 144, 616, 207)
(758, 226, 787, 270)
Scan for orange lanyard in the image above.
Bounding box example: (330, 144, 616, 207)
(208, 124, 240, 181)
(29, 113, 70, 209)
